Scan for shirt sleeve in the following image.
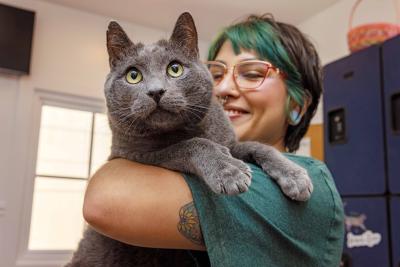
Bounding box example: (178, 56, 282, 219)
(182, 158, 344, 267)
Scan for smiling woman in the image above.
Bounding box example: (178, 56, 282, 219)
(207, 43, 290, 147)
(207, 15, 317, 151)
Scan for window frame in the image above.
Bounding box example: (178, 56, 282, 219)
(16, 88, 106, 267)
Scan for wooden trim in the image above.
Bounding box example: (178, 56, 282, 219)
(305, 124, 324, 161)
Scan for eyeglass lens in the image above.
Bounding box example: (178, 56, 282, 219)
(207, 62, 272, 89)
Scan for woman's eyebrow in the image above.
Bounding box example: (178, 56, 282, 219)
(214, 57, 259, 65)
(214, 59, 226, 64)
(239, 57, 259, 62)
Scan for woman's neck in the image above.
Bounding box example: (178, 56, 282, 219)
(271, 138, 286, 152)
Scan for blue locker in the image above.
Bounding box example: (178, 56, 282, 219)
(323, 45, 386, 195)
(342, 197, 390, 266)
(382, 36, 400, 194)
(391, 197, 400, 267)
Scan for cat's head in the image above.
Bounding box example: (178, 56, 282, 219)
(104, 12, 213, 136)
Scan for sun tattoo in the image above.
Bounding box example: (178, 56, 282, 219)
(177, 202, 205, 246)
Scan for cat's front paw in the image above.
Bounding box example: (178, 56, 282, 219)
(207, 157, 252, 195)
(277, 167, 313, 201)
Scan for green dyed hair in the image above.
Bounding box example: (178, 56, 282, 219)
(208, 17, 305, 114)
(207, 14, 323, 152)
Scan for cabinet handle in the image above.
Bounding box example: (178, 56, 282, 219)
(328, 108, 347, 144)
(343, 71, 354, 80)
(391, 92, 400, 134)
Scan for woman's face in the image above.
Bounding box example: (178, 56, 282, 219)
(213, 41, 288, 151)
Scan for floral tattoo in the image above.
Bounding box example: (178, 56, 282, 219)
(177, 202, 205, 246)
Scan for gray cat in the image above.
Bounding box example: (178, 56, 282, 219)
(66, 12, 313, 267)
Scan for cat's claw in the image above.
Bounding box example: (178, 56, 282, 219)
(207, 157, 252, 195)
(277, 168, 313, 201)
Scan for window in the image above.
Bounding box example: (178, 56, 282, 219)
(28, 105, 112, 250)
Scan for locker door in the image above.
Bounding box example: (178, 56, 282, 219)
(382, 36, 400, 194)
(342, 197, 390, 266)
(323, 45, 386, 195)
(391, 197, 400, 267)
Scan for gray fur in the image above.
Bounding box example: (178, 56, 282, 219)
(66, 12, 313, 266)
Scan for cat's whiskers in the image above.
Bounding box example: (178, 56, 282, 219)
(181, 109, 202, 123)
(171, 102, 208, 117)
(182, 108, 203, 121)
(126, 115, 142, 136)
(108, 107, 134, 127)
(114, 112, 135, 129)
(187, 105, 208, 112)
(109, 107, 131, 115)
(185, 106, 208, 116)
(187, 102, 209, 109)
(184, 106, 205, 114)
(115, 113, 133, 124)
(125, 118, 136, 135)
(167, 103, 204, 115)
(186, 91, 209, 96)
(176, 111, 186, 125)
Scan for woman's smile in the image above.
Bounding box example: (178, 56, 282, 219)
(223, 104, 251, 122)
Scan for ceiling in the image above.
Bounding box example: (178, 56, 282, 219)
(42, 0, 340, 41)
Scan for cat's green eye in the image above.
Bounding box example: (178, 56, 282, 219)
(167, 62, 184, 78)
(126, 68, 143, 84)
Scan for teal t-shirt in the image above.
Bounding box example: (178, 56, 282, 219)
(183, 154, 344, 267)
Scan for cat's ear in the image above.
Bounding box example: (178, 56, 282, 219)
(170, 12, 199, 59)
(107, 21, 133, 68)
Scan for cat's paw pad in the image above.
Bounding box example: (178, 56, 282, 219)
(209, 158, 252, 195)
(278, 168, 313, 201)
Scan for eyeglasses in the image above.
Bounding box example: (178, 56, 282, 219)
(204, 60, 285, 90)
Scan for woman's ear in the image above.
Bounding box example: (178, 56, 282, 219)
(299, 91, 312, 117)
(288, 92, 312, 126)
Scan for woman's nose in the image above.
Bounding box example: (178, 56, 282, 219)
(214, 72, 240, 98)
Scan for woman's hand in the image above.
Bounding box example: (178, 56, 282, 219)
(83, 158, 206, 251)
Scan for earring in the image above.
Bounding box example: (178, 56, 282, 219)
(288, 109, 302, 125)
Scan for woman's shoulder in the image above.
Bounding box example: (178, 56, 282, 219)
(283, 153, 329, 170)
(284, 153, 335, 185)
(184, 153, 344, 267)
(247, 153, 334, 187)
(282, 153, 338, 194)
(248, 153, 340, 209)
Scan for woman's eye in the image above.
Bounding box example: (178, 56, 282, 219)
(126, 68, 143, 84)
(241, 71, 264, 80)
(167, 62, 184, 78)
(212, 73, 224, 80)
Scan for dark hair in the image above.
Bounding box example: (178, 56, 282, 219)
(208, 14, 322, 152)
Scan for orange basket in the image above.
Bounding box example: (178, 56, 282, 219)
(347, 0, 400, 53)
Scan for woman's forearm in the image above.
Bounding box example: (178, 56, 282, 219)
(83, 158, 205, 250)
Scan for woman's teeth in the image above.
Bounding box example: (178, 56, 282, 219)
(225, 110, 245, 116)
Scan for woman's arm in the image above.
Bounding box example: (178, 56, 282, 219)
(83, 158, 206, 251)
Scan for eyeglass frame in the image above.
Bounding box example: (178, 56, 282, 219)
(204, 59, 286, 90)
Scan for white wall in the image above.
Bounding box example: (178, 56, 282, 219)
(0, 74, 19, 267)
(0, 1, 209, 266)
(298, 0, 398, 65)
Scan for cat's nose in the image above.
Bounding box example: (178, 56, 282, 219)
(147, 88, 166, 103)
